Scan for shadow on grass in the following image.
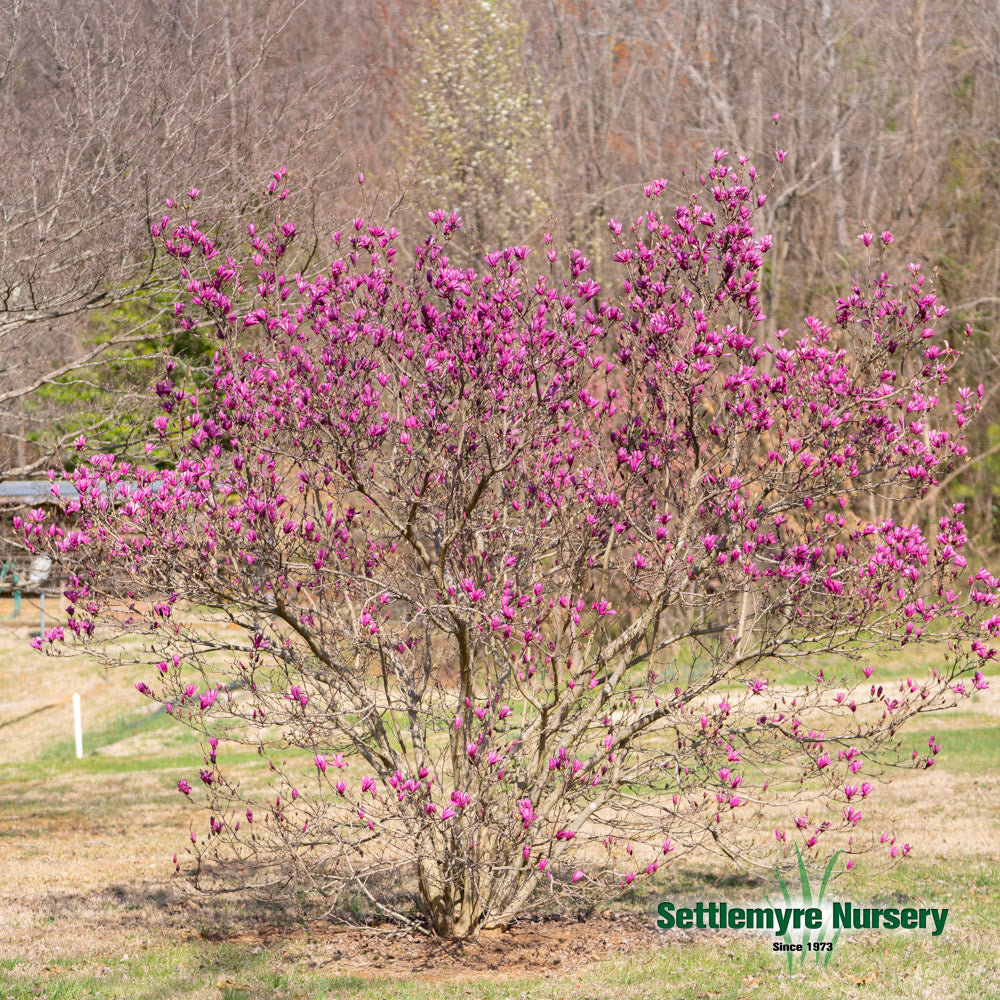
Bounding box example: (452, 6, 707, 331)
(666, 866, 766, 892)
(27, 878, 317, 942)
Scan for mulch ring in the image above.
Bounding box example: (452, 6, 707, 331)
(220, 909, 721, 982)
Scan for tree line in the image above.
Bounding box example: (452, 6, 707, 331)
(4, 0, 1000, 541)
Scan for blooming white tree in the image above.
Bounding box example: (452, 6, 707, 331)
(402, 0, 553, 249)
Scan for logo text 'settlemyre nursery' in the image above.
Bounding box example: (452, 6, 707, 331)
(654, 850, 948, 970)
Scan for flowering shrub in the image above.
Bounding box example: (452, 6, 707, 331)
(21, 156, 996, 937)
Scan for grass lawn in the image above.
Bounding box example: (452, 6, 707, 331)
(0, 631, 997, 1000)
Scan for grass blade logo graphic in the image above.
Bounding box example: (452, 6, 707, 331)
(771, 846, 842, 970)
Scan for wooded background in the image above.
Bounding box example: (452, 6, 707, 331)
(4, 0, 1000, 544)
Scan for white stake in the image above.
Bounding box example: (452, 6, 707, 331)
(72, 692, 83, 759)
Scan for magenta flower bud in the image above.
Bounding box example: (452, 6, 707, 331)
(314, 754, 327, 773)
(518, 798, 535, 828)
(572, 869, 585, 883)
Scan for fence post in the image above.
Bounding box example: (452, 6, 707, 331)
(73, 692, 83, 759)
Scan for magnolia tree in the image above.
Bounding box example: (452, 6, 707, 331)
(23, 156, 997, 938)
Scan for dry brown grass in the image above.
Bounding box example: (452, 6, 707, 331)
(0, 626, 997, 991)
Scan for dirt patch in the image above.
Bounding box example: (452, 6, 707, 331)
(207, 911, 667, 983)
(0, 868, 668, 982)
